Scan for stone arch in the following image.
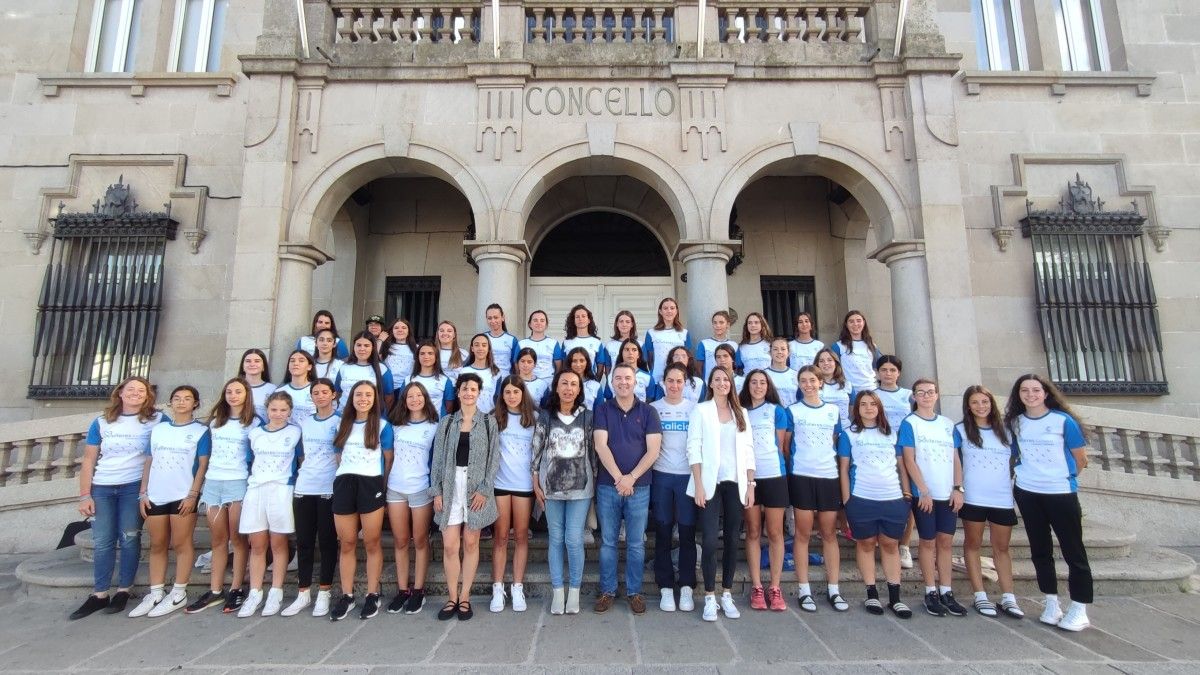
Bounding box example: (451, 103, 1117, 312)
(288, 141, 493, 247)
(498, 141, 703, 243)
(709, 139, 916, 245)
(529, 207, 674, 261)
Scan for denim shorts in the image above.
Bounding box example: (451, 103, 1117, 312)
(200, 478, 248, 508)
(386, 486, 433, 508)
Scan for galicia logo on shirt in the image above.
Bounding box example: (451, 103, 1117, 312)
(660, 420, 688, 432)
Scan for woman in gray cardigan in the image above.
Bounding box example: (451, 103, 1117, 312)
(532, 370, 595, 616)
(430, 373, 499, 621)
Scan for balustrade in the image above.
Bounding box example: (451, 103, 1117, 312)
(715, 2, 868, 44)
(524, 4, 676, 44)
(331, 2, 481, 44)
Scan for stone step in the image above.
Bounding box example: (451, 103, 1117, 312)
(16, 542, 1196, 601)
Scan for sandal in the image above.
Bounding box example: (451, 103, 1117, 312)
(974, 597, 998, 617)
(864, 597, 884, 615)
(798, 594, 817, 613)
(437, 600, 458, 621)
(1001, 597, 1025, 619)
(828, 593, 849, 612)
(457, 600, 474, 621)
(889, 601, 913, 619)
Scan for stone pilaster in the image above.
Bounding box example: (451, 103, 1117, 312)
(467, 241, 529, 333)
(677, 240, 736, 338)
(872, 240, 936, 387)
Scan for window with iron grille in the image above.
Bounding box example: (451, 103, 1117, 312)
(760, 275, 816, 341)
(385, 276, 441, 341)
(1021, 177, 1167, 395)
(30, 180, 177, 399)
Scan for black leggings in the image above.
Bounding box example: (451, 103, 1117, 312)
(1014, 486, 1093, 603)
(294, 494, 337, 588)
(701, 481, 744, 593)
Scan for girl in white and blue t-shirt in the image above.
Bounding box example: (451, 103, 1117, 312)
(815, 347, 853, 430)
(564, 347, 602, 409)
(335, 332, 395, 412)
(490, 376, 538, 612)
(312, 328, 345, 383)
(285, 378, 340, 618)
(644, 297, 692, 385)
(1005, 374, 1092, 632)
(238, 348, 276, 421)
(601, 339, 660, 403)
(385, 381, 439, 615)
(381, 318, 418, 393)
(764, 337, 799, 407)
(296, 310, 349, 361)
(788, 312, 824, 370)
(128, 385, 210, 619)
(561, 304, 603, 372)
(667, 345, 707, 405)
(460, 333, 502, 414)
(697, 310, 742, 381)
(738, 312, 773, 374)
(712, 343, 745, 393)
(520, 310, 560, 385)
(279, 349, 317, 425)
(874, 355, 912, 432)
(484, 304, 520, 375)
(831, 310, 882, 393)
(437, 321, 469, 382)
(597, 310, 638, 380)
(410, 341, 456, 417)
(739, 370, 792, 612)
(514, 347, 551, 409)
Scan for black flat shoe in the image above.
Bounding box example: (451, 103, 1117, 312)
(457, 600, 473, 621)
(70, 595, 110, 620)
(103, 591, 130, 614)
(437, 600, 458, 621)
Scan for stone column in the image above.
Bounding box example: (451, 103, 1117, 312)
(873, 241, 937, 385)
(467, 241, 528, 333)
(272, 243, 331, 378)
(677, 241, 735, 339)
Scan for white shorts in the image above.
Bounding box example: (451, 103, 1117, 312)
(445, 467, 470, 528)
(239, 482, 295, 534)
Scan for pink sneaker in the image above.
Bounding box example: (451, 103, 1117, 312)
(749, 586, 767, 611)
(767, 587, 787, 612)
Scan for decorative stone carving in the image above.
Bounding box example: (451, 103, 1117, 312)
(476, 79, 524, 160)
(679, 84, 727, 160)
(878, 80, 913, 160)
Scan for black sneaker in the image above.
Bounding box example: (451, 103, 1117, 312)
(103, 591, 130, 614)
(360, 593, 381, 620)
(924, 591, 947, 617)
(941, 591, 967, 617)
(70, 594, 110, 620)
(330, 594, 354, 622)
(185, 590, 226, 614)
(404, 589, 426, 615)
(222, 588, 246, 614)
(387, 589, 411, 614)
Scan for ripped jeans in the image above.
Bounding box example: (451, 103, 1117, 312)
(91, 481, 143, 593)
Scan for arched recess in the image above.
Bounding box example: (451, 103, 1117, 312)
(523, 175, 681, 258)
(498, 141, 703, 243)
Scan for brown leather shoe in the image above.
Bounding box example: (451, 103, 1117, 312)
(629, 594, 646, 615)
(594, 593, 614, 614)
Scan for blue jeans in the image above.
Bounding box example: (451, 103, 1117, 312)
(544, 498, 590, 589)
(597, 483, 651, 595)
(651, 471, 697, 588)
(91, 481, 143, 593)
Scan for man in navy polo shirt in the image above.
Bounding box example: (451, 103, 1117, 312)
(593, 363, 662, 615)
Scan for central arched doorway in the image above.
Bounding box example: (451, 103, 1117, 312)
(527, 211, 674, 341)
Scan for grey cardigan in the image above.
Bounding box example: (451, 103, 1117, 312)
(430, 409, 500, 530)
(531, 408, 595, 501)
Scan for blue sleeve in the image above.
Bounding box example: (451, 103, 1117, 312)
(294, 338, 304, 351)
(553, 343, 565, 361)
(897, 419, 915, 449)
(644, 405, 663, 434)
(333, 372, 343, 393)
(335, 338, 349, 360)
(593, 402, 609, 431)
(595, 346, 608, 368)
(834, 420, 844, 436)
(831, 342, 843, 357)
(837, 432, 852, 458)
(196, 430, 212, 457)
(294, 437, 304, 460)
(381, 423, 395, 451)
(381, 370, 394, 393)
(774, 406, 790, 430)
(952, 426, 963, 449)
(695, 341, 707, 369)
(441, 382, 456, 415)
(683, 331, 693, 352)
(699, 383, 708, 401)
(734, 350, 744, 373)
(510, 342, 521, 371)
(1062, 415, 1086, 449)
(86, 419, 102, 445)
(642, 334, 654, 367)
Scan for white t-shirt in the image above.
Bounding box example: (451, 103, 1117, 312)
(644, 328, 690, 384)
(581, 379, 602, 409)
(765, 367, 799, 407)
(313, 358, 344, 382)
(746, 403, 789, 479)
(494, 413, 536, 491)
(897, 413, 956, 500)
(409, 373, 454, 415)
(651, 398, 695, 475)
(698, 338, 739, 380)
(717, 419, 738, 483)
(280, 383, 316, 426)
(383, 344, 416, 391)
(820, 381, 853, 431)
(249, 382, 277, 422)
(738, 340, 771, 373)
(788, 339, 825, 370)
(681, 376, 705, 406)
(598, 339, 626, 373)
(335, 419, 395, 478)
(146, 420, 210, 504)
(335, 363, 394, 409)
(1012, 410, 1087, 494)
(876, 387, 913, 432)
(838, 426, 902, 501)
(787, 400, 841, 479)
(247, 424, 303, 487)
(206, 416, 260, 481)
(439, 347, 468, 382)
(833, 340, 878, 392)
(296, 413, 339, 495)
(519, 337, 559, 383)
(87, 412, 163, 486)
(388, 420, 437, 494)
(561, 336, 603, 370)
(521, 377, 551, 409)
(486, 332, 519, 374)
(459, 364, 500, 414)
(955, 423, 1015, 509)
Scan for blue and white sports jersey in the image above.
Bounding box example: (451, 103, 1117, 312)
(280, 383, 316, 426)
(383, 344, 416, 392)
(409, 373, 456, 416)
(146, 420, 210, 504)
(206, 416, 260, 481)
(249, 382, 277, 422)
(838, 426, 902, 501)
(494, 413, 536, 492)
(296, 413, 339, 496)
(519, 377, 552, 409)
(820, 381, 853, 431)
(832, 340, 881, 393)
(681, 376, 706, 406)
(697, 338, 740, 380)
(596, 339, 626, 373)
(787, 400, 841, 479)
(643, 328, 692, 384)
(519, 336, 560, 384)
(459, 364, 500, 414)
(486, 332, 520, 374)
(746, 403, 790, 479)
(439, 347, 469, 382)
(335, 419, 395, 478)
(876, 387, 913, 432)
(738, 340, 771, 373)
(650, 398, 695, 474)
(897, 413, 956, 500)
(561, 336, 603, 370)
(247, 424, 303, 487)
(1012, 410, 1087, 494)
(955, 423, 1015, 509)
(602, 369, 659, 403)
(313, 358, 344, 382)
(335, 363, 394, 410)
(580, 379, 602, 409)
(87, 412, 162, 486)
(765, 367, 799, 407)
(787, 339, 825, 370)
(388, 420, 437, 494)
(296, 334, 349, 360)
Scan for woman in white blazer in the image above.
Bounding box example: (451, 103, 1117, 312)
(686, 365, 756, 622)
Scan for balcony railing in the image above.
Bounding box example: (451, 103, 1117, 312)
(524, 4, 676, 44)
(716, 2, 868, 44)
(331, 2, 482, 44)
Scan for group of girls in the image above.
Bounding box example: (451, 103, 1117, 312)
(71, 299, 1095, 632)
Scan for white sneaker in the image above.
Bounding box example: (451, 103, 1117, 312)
(702, 594, 718, 622)
(550, 588, 565, 615)
(1057, 602, 1090, 632)
(659, 588, 676, 612)
(678, 586, 695, 612)
(720, 591, 740, 619)
(195, 550, 212, 569)
(128, 592, 162, 618)
(490, 583, 506, 612)
(312, 589, 332, 617)
(148, 591, 187, 618)
(286, 554, 298, 572)
(1039, 596, 1064, 626)
(281, 588, 311, 617)
(898, 546, 914, 569)
(511, 583, 527, 612)
(261, 588, 284, 617)
(565, 587, 580, 614)
(237, 589, 264, 618)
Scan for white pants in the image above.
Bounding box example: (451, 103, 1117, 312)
(445, 467, 470, 528)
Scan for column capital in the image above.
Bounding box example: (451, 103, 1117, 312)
(278, 241, 332, 267)
(464, 240, 530, 264)
(870, 239, 926, 266)
(675, 239, 739, 264)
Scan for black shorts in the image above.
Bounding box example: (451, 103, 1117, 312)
(494, 487, 535, 499)
(145, 499, 185, 517)
(751, 476, 789, 509)
(788, 474, 843, 512)
(332, 474, 386, 515)
(958, 502, 1018, 527)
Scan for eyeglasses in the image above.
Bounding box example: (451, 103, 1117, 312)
(914, 390, 938, 397)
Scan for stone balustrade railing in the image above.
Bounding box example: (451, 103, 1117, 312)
(1073, 405, 1200, 481)
(524, 3, 677, 44)
(715, 2, 869, 44)
(331, 2, 482, 44)
(0, 413, 94, 487)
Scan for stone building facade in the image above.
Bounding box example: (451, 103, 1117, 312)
(0, 0, 1195, 421)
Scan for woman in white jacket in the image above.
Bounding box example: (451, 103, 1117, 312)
(687, 365, 756, 622)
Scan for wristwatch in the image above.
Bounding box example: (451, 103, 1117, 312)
(953, 485, 965, 494)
